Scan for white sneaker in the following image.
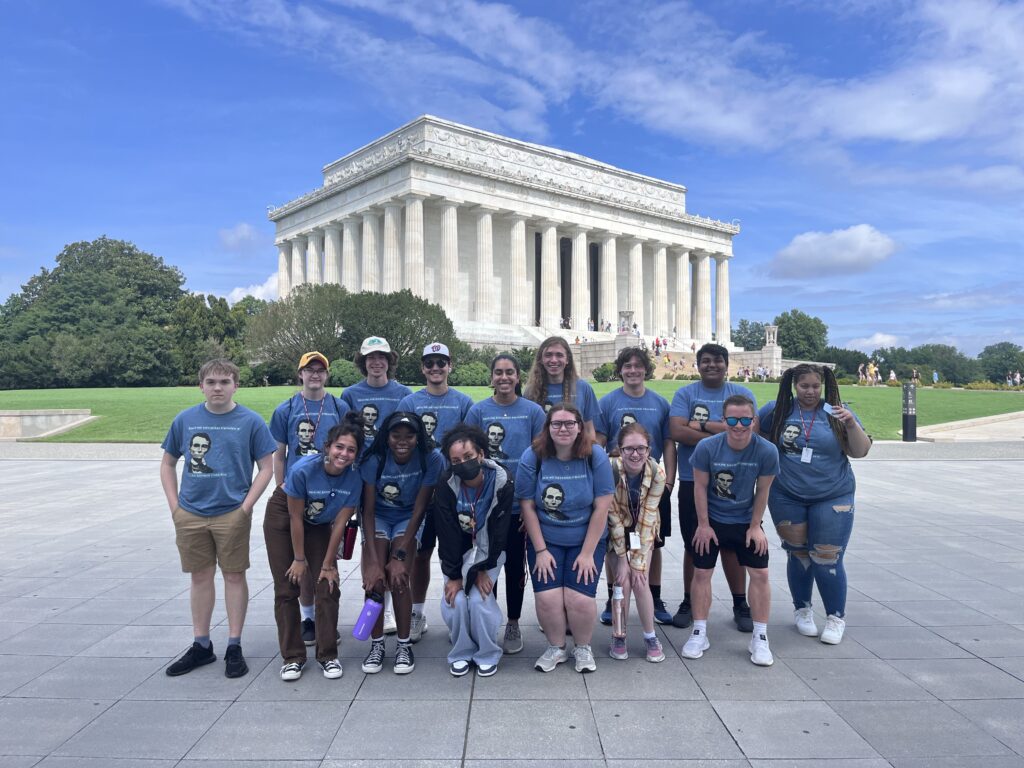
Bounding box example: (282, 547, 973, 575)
(319, 659, 343, 679)
(534, 645, 569, 672)
(794, 607, 819, 637)
(820, 615, 846, 645)
(382, 610, 397, 635)
(749, 633, 774, 666)
(681, 629, 710, 659)
(279, 661, 303, 681)
(573, 644, 597, 673)
(410, 610, 428, 642)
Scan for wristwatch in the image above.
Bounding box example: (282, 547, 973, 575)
(393, 548, 407, 562)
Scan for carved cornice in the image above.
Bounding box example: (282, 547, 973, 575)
(268, 116, 740, 236)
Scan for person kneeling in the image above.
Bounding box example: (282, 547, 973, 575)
(436, 425, 513, 677)
(682, 395, 779, 667)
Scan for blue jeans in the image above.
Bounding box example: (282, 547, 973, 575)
(768, 487, 855, 618)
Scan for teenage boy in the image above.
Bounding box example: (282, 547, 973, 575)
(669, 343, 757, 631)
(266, 352, 349, 645)
(342, 336, 412, 634)
(682, 395, 778, 666)
(597, 346, 676, 624)
(160, 359, 277, 678)
(397, 342, 473, 641)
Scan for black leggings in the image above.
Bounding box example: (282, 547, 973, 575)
(502, 515, 528, 621)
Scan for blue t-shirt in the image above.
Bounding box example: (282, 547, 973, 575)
(670, 381, 757, 481)
(540, 379, 603, 434)
(397, 388, 473, 451)
(599, 387, 671, 461)
(454, 466, 498, 535)
(689, 432, 779, 524)
(269, 393, 350, 472)
(515, 443, 615, 546)
(466, 396, 546, 512)
(283, 453, 362, 525)
(758, 400, 860, 500)
(161, 403, 277, 517)
(360, 448, 444, 518)
(341, 379, 413, 452)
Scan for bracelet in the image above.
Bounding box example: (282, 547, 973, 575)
(293, 557, 306, 563)
(535, 548, 548, 554)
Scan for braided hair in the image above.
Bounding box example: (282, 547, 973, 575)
(769, 364, 850, 455)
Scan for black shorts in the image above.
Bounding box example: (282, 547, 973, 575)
(654, 489, 672, 549)
(417, 500, 438, 551)
(691, 519, 769, 570)
(678, 481, 697, 554)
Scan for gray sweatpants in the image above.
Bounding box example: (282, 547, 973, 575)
(441, 564, 504, 667)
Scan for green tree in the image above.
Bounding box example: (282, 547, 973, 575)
(171, 293, 252, 382)
(244, 284, 350, 375)
(977, 342, 1023, 384)
(0, 237, 183, 388)
(773, 309, 828, 360)
(902, 343, 980, 386)
(732, 319, 765, 351)
(822, 346, 869, 378)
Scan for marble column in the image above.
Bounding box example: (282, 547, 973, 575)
(439, 200, 460, 317)
(507, 214, 529, 325)
(599, 233, 618, 331)
(290, 235, 307, 288)
(361, 211, 379, 293)
(627, 238, 644, 335)
(341, 217, 360, 291)
(382, 202, 403, 293)
(402, 194, 426, 297)
(306, 230, 323, 285)
(714, 252, 732, 345)
(652, 242, 668, 337)
(323, 225, 341, 285)
(673, 247, 691, 340)
(474, 206, 497, 322)
(690, 255, 699, 337)
(540, 221, 560, 328)
(277, 243, 291, 299)
(571, 227, 590, 331)
(693, 249, 712, 341)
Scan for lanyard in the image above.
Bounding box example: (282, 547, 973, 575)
(798, 407, 818, 445)
(459, 484, 482, 544)
(301, 395, 326, 440)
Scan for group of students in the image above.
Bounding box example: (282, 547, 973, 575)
(158, 335, 870, 682)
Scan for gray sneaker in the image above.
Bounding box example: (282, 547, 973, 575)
(410, 610, 428, 643)
(502, 623, 523, 654)
(534, 645, 569, 672)
(574, 644, 597, 673)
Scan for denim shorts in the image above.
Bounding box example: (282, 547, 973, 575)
(373, 509, 419, 542)
(526, 541, 607, 597)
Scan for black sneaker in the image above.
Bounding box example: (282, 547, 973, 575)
(224, 644, 249, 678)
(733, 602, 753, 632)
(653, 598, 672, 625)
(166, 641, 216, 676)
(394, 641, 415, 674)
(301, 618, 315, 646)
(599, 599, 612, 626)
(672, 601, 693, 629)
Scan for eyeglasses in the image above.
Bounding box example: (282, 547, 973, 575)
(423, 358, 449, 369)
(724, 416, 754, 427)
(550, 420, 579, 431)
(621, 446, 650, 456)
(302, 367, 327, 376)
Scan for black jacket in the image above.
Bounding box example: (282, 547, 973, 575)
(435, 459, 513, 594)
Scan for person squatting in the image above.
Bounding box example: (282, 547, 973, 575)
(161, 341, 868, 681)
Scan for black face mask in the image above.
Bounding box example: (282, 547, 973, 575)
(452, 458, 481, 481)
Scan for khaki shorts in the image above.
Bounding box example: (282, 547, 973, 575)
(173, 505, 252, 573)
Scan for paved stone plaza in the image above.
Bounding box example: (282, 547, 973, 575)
(1, 441, 1023, 767)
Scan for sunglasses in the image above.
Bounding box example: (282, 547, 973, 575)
(423, 358, 449, 369)
(724, 416, 754, 427)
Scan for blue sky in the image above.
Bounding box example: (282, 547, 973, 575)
(2, 0, 1022, 355)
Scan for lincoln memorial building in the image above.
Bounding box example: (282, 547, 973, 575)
(269, 115, 739, 347)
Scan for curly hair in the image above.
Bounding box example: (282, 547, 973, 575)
(614, 346, 654, 380)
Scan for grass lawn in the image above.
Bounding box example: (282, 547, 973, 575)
(2, 381, 1022, 443)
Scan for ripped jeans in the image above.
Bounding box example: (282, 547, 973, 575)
(768, 487, 855, 618)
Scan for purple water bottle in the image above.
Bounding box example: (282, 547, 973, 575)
(352, 590, 384, 641)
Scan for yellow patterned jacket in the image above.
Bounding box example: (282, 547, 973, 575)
(607, 456, 666, 572)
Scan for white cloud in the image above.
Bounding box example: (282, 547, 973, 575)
(218, 222, 260, 252)
(226, 272, 277, 303)
(768, 224, 896, 279)
(845, 332, 903, 352)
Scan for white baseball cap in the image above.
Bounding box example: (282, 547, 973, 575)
(360, 336, 392, 355)
(421, 342, 451, 359)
